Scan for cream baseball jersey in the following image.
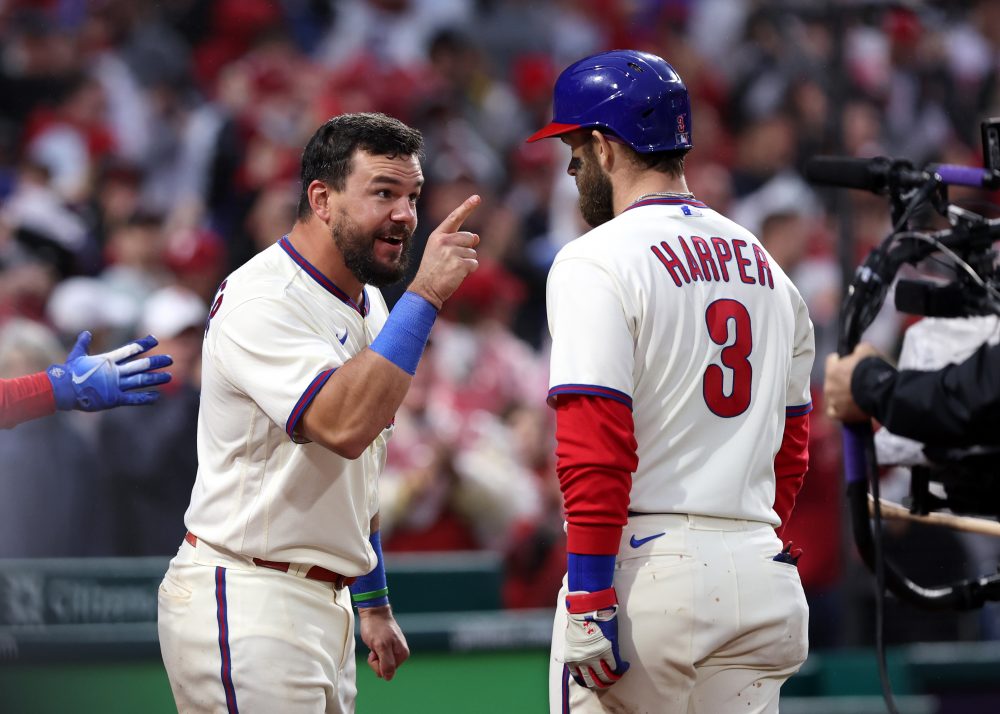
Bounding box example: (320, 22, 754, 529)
(184, 236, 390, 577)
(547, 197, 814, 524)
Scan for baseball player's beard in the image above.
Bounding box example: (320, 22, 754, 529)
(331, 214, 412, 287)
(576, 152, 615, 228)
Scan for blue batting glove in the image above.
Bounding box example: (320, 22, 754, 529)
(47, 331, 174, 411)
(564, 587, 630, 689)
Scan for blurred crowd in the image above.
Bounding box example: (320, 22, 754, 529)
(1, 0, 999, 648)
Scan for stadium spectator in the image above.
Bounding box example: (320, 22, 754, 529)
(98, 285, 206, 556)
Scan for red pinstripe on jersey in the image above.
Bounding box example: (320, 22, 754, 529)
(286, 368, 336, 441)
(548, 384, 632, 409)
(215, 567, 239, 713)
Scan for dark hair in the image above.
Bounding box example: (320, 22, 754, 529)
(296, 112, 425, 219)
(631, 148, 689, 179)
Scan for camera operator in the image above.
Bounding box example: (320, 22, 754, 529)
(825, 339, 1000, 446)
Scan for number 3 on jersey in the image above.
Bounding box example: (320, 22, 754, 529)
(703, 299, 752, 417)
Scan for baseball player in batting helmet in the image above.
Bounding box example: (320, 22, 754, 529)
(529, 49, 814, 713)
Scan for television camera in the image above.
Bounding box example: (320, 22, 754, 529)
(807, 118, 1000, 612)
(806, 118, 1000, 713)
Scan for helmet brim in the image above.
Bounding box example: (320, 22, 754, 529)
(525, 122, 582, 143)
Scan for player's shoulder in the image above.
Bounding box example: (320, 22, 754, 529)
(678, 204, 760, 246)
(703, 209, 803, 289)
(552, 220, 619, 265)
(213, 242, 297, 316)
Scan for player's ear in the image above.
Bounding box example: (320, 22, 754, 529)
(307, 180, 332, 222)
(591, 131, 616, 172)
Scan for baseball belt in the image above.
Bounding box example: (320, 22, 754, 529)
(184, 532, 357, 589)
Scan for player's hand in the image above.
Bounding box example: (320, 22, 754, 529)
(408, 194, 481, 309)
(824, 343, 881, 422)
(358, 604, 410, 682)
(47, 331, 174, 412)
(563, 587, 630, 689)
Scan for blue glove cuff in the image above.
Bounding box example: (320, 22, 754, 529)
(568, 553, 616, 593)
(370, 292, 437, 375)
(46, 365, 78, 410)
(352, 530, 389, 608)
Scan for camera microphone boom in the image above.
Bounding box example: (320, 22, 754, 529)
(804, 155, 1000, 193)
(804, 156, 929, 193)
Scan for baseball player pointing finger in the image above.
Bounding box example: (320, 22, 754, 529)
(158, 112, 479, 714)
(528, 51, 814, 713)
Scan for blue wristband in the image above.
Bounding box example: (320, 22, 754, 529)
(567, 553, 616, 593)
(370, 292, 437, 375)
(352, 530, 389, 608)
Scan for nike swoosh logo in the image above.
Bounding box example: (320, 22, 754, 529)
(629, 532, 666, 548)
(72, 363, 102, 384)
(337, 329, 348, 345)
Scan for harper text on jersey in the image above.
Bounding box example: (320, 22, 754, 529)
(650, 235, 774, 290)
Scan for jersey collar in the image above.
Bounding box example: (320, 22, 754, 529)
(278, 236, 369, 317)
(624, 196, 708, 212)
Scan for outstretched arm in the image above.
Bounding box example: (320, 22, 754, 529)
(852, 341, 1000, 447)
(2, 331, 173, 429)
(826, 341, 1000, 447)
(0, 372, 57, 429)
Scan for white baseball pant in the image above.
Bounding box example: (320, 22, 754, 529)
(549, 513, 809, 713)
(158, 537, 357, 714)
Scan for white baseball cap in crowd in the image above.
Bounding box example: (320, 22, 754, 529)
(140, 286, 208, 339)
(47, 276, 139, 336)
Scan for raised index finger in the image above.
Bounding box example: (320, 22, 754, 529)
(436, 194, 481, 234)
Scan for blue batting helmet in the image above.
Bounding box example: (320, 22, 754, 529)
(526, 49, 692, 153)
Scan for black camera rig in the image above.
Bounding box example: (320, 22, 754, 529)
(806, 117, 1000, 612)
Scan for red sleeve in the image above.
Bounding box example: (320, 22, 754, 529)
(773, 412, 810, 538)
(555, 394, 638, 555)
(0, 372, 57, 429)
